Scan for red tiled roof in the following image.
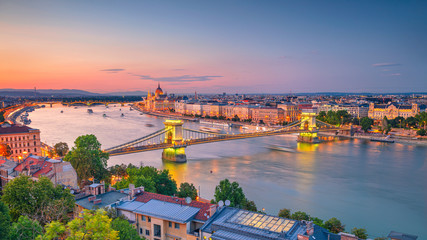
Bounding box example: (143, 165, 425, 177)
(135, 191, 216, 221)
(0, 125, 35, 134)
(14, 156, 53, 177)
(0, 160, 6, 165)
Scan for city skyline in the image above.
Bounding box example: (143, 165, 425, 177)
(1, 1, 426, 93)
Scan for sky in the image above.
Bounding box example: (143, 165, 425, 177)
(0, 0, 426, 94)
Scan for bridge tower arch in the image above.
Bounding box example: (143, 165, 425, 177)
(162, 120, 187, 163)
(298, 110, 320, 143)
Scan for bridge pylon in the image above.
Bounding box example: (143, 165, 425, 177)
(297, 110, 320, 143)
(162, 120, 187, 163)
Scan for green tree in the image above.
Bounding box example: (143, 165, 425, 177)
(40, 210, 118, 240)
(311, 217, 324, 228)
(405, 116, 418, 128)
(214, 179, 246, 208)
(0, 143, 11, 157)
(9, 216, 43, 240)
(291, 211, 310, 221)
(351, 227, 368, 239)
(374, 237, 387, 240)
(111, 218, 144, 240)
(178, 182, 198, 200)
(324, 217, 345, 234)
(134, 176, 156, 193)
(417, 129, 426, 136)
(278, 208, 291, 219)
(64, 134, 109, 186)
(0, 111, 5, 122)
(54, 142, 69, 157)
(415, 112, 427, 129)
(360, 117, 373, 132)
(0, 201, 11, 240)
(2, 176, 74, 224)
(153, 169, 177, 196)
(241, 198, 257, 211)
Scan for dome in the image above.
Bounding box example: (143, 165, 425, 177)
(155, 83, 163, 95)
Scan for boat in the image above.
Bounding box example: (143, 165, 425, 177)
(60, 110, 63, 113)
(121, 113, 124, 117)
(129, 107, 133, 111)
(87, 109, 93, 113)
(370, 136, 394, 143)
(267, 145, 298, 153)
(103, 114, 107, 117)
(199, 126, 222, 133)
(145, 123, 154, 127)
(140, 113, 144, 115)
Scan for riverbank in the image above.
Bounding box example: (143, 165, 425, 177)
(319, 132, 427, 146)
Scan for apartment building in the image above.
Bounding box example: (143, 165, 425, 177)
(0, 124, 41, 161)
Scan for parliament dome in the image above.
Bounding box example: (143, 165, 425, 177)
(155, 83, 163, 95)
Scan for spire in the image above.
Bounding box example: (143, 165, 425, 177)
(158, 82, 160, 88)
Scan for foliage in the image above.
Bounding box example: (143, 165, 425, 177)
(40, 210, 118, 240)
(291, 211, 310, 221)
(351, 227, 368, 239)
(374, 237, 387, 240)
(0, 201, 11, 240)
(0, 111, 4, 122)
(324, 217, 345, 234)
(113, 166, 177, 196)
(64, 134, 109, 186)
(317, 110, 352, 125)
(213, 179, 257, 211)
(54, 142, 69, 157)
(417, 129, 426, 136)
(278, 208, 291, 219)
(2, 175, 74, 224)
(311, 217, 325, 228)
(9, 216, 43, 240)
(111, 218, 144, 240)
(232, 115, 240, 122)
(177, 182, 198, 200)
(0, 143, 11, 157)
(416, 112, 427, 128)
(360, 117, 373, 132)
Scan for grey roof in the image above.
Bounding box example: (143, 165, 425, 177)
(89, 183, 103, 188)
(388, 231, 418, 240)
(211, 230, 261, 240)
(117, 200, 145, 212)
(134, 199, 200, 223)
(75, 191, 128, 210)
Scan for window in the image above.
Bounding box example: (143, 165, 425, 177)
(169, 221, 172, 227)
(154, 224, 161, 237)
(148, 217, 151, 222)
(174, 223, 180, 229)
(141, 215, 146, 221)
(34, 148, 37, 152)
(33, 135, 36, 139)
(145, 230, 150, 236)
(139, 228, 143, 234)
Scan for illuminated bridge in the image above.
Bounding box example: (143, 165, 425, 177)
(105, 112, 349, 162)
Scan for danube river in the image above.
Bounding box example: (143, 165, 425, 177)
(28, 104, 426, 238)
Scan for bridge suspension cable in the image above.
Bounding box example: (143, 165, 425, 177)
(105, 128, 171, 152)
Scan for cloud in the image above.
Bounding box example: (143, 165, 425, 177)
(372, 63, 401, 67)
(390, 73, 401, 76)
(132, 74, 223, 82)
(100, 68, 125, 72)
(171, 68, 185, 71)
(381, 69, 391, 72)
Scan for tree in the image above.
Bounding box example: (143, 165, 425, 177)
(40, 210, 118, 240)
(417, 129, 426, 136)
(64, 134, 109, 186)
(278, 208, 291, 219)
(214, 179, 246, 208)
(405, 116, 418, 128)
(381, 117, 389, 133)
(111, 218, 144, 240)
(0, 143, 11, 157)
(54, 142, 69, 157)
(415, 112, 427, 129)
(311, 217, 324, 228)
(241, 198, 257, 212)
(0, 201, 11, 240)
(291, 211, 310, 221)
(2, 176, 74, 224)
(324, 217, 345, 234)
(0, 111, 4, 122)
(360, 117, 373, 132)
(351, 227, 368, 239)
(153, 169, 177, 196)
(178, 182, 198, 200)
(9, 216, 43, 240)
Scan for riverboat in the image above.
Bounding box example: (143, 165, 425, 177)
(199, 126, 222, 133)
(267, 145, 298, 153)
(87, 109, 93, 113)
(121, 113, 125, 117)
(103, 114, 107, 117)
(145, 123, 154, 127)
(370, 137, 394, 143)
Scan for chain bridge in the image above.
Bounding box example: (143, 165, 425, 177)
(104, 112, 349, 162)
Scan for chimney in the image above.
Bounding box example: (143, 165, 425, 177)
(88, 196, 96, 202)
(93, 199, 102, 205)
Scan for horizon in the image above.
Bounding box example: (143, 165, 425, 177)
(1, 1, 426, 93)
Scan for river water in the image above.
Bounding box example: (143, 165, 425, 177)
(28, 104, 426, 238)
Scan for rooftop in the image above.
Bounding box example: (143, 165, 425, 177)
(0, 124, 38, 134)
(133, 199, 200, 224)
(75, 191, 128, 210)
(388, 231, 418, 240)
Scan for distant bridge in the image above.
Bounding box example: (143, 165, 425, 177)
(105, 112, 350, 162)
(62, 100, 133, 107)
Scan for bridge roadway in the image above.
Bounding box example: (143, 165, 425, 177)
(106, 127, 345, 156)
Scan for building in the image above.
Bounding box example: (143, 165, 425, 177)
(115, 189, 217, 240)
(201, 207, 342, 240)
(0, 158, 17, 192)
(0, 124, 41, 161)
(2, 155, 78, 189)
(368, 103, 419, 120)
(144, 83, 175, 112)
(387, 231, 418, 240)
(251, 107, 284, 125)
(277, 103, 300, 122)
